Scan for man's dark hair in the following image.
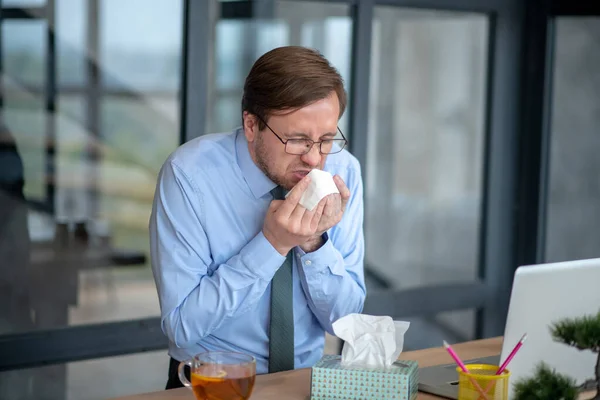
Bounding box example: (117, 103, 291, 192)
(241, 46, 347, 130)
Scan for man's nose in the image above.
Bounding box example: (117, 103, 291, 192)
(300, 144, 322, 167)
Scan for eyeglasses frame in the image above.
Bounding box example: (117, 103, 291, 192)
(254, 114, 348, 155)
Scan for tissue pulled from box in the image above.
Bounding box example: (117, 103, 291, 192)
(290, 169, 339, 211)
(332, 313, 410, 368)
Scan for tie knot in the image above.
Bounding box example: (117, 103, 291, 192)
(270, 186, 286, 201)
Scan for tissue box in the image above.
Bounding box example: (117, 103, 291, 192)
(310, 355, 418, 400)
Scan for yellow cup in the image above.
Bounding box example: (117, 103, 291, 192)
(456, 364, 510, 400)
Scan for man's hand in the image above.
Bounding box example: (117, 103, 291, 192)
(299, 175, 351, 253)
(262, 175, 327, 256)
(315, 175, 350, 235)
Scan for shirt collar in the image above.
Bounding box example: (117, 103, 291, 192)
(235, 127, 277, 199)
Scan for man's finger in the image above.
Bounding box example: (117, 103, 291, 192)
(278, 175, 311, 217)
(310, 198, 327, 231)
(289, 202, 307, 229)
(331, 193, 342, 215)
(300, 203, 316, 228)
(269, 199, 284, 211)
(334, 175, 350, 210)
(324, 195, 335, 218)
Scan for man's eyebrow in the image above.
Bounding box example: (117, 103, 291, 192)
(321, 132, 337, 139)
(284, 132, 310, 139)
(285, 131, 337, 139)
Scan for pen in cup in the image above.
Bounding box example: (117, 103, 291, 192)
(497, 333, 527, 375)
(476, 333, 528, 400)
(443, 340, 490, 400)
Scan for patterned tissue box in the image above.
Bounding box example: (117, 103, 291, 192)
(310, 354, 419, 400)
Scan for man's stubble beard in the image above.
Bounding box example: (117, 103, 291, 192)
(254, 134, 292, 191)
(254, 133, 323, 191)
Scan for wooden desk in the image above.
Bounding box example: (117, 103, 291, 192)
(112, 337, 502, 400)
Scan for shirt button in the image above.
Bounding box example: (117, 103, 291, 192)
(305, 260, 312, 266)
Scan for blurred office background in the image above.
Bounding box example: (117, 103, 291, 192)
(0, 0, 599, 398)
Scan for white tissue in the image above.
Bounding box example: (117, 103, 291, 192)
(294, 169, 339, 211)
(332, 313, 410, 368)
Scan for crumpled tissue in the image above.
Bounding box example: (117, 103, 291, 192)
(288, 169, 339, 211)
(332, 313, 410, 368)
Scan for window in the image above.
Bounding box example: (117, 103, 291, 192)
(545, 18, 600, 263)
(365, 7, 489, 343)
(0, 1, 183, 397)
(208, 1, 352, 134)
(366, 8, 488, 289)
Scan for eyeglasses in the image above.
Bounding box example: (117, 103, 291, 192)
(256, 115, 348, 155)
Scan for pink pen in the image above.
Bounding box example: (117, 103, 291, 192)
(443, 340, 470, 372)
(443, 341, 490, 400)
(496, 333, 527, 375)
(477, 333, 528, 400)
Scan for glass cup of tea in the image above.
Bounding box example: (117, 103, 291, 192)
(178, 351, 256, 400)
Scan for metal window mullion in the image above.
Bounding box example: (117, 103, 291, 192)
(510, 0, 554, 269)
(0, 0, 4, 114)
(86, 0, 101, 219)
(474, 11, 497, 339)
(348, 0, 373, 181)
(9, 84, 180, 98)
(363, 282, 490, 318)
(0, 317, 166, 372)
(1, 6, 46, 20)
(478, 0, 527, 338)
(373, 0, 506, 13)
(45, 0, 57, 214)
(476, 13, 497, 284)
(551, 2, 600, 16)
(536, 17, 556, 263)
(180, 0, 216, 143)
(282, 0, 355, 2)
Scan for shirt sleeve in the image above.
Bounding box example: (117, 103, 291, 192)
(296, 160, 366, 335)
(149, 160, 285, 348)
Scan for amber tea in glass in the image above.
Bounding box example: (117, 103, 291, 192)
(179, 351, 256, 400)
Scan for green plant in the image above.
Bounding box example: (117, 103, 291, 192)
(513, 362, 578, 400)
(551, 310, 600, 399)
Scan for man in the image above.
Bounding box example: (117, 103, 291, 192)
(149, 46, 366, 389)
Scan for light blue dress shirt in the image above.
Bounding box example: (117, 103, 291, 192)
(149, 127, 366, 374)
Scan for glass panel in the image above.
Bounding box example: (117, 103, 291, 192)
(0, 0, 183, 340)
(54, 94, 88, 221)
(58, 93, 85, 124)
(1, 1, 182, 395)
(101, 96, 178, 174)
(0, 350, 168, 400)
(366, 8, 489, 289)
(433, 309, 476, 348)
(545, 18, 600, 263)
(208, 1, 352, 134)
(101, 0, 183, 91)
(403, 309, 476, 350)
(57, 0, 87, 86)
(2, 21, 46, 200)
(3, 20, 46, 87)
(212, 93, 242, 133)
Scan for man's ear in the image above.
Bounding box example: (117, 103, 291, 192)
(242, 111, 258, 143)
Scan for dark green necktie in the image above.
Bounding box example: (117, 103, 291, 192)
(268, 186, 295, 373)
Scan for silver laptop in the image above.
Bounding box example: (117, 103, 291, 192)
(418, 257, 600, 399)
